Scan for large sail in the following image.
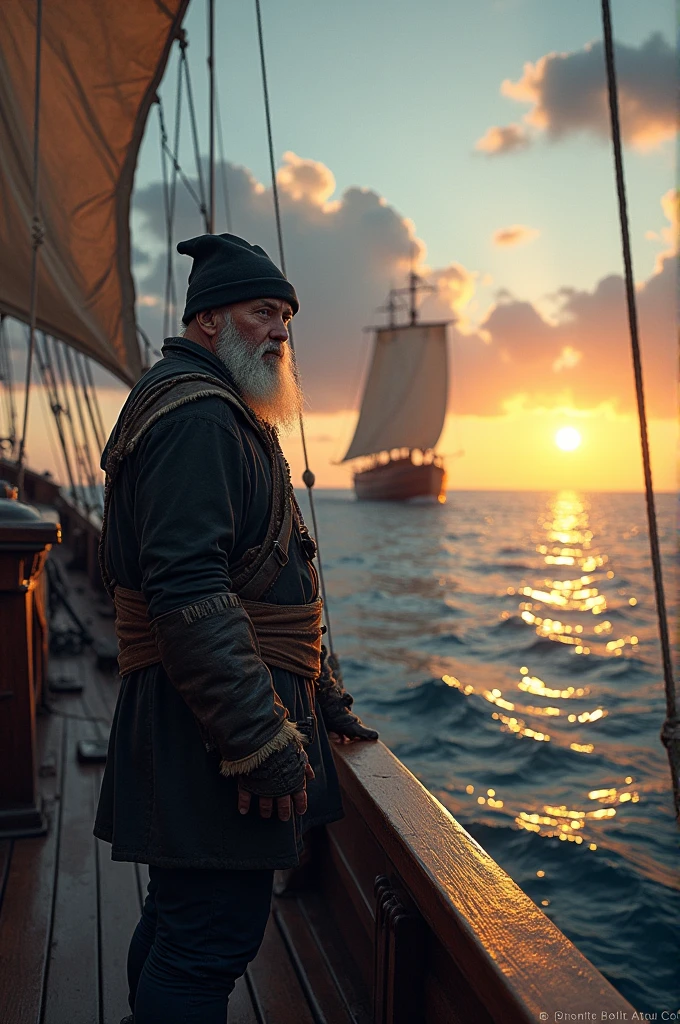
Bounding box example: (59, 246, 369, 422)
(342, 323, 448, 461)
(0, 0, 189, 386)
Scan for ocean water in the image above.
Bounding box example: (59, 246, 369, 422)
(299, 488, 679, 1014)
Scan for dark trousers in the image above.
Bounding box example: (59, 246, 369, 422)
(127, 865, 274, 1024)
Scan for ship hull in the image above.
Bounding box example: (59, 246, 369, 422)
(354, 457, 445, 501)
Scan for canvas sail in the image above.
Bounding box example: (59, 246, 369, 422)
(0, 0, 189, 386)
(342, 323, 448, 461)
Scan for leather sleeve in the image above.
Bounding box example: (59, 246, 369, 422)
(151, 594, 302, 772)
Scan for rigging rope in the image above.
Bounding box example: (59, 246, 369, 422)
(63, 345, 102, 510)
(35, 334, 79, 505)
(601, 0, 679, 820)
(75, 352, 104, 453)
(0, 315, 17, 456)
(157, 96, 206, 227)
(180, 35, 210, 231)
(254, 0, 335, 654)
(51, 337, 91, 512)
(36, 358, 66, 488)
(207, 0, 216, 232)
(16, 0, 44, 499)
(83, 357, 108, 451)
(215, 83, 233, 233)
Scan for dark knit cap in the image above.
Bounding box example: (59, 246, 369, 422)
(177, 233, 299, 324)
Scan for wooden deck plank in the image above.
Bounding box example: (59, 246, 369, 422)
(97, 844, 141, 1024)
(247, 913, 316, 1024)
(0, 709, 64, 1024)
(296, 892, 373, 1024)
(0, 839, 12, 903)
(42, 715, 100, 1024)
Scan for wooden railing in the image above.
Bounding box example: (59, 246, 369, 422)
(0, 497, 60, 838)
(326, 741, 635, 1024)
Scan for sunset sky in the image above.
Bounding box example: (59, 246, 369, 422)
(10, 0, 677, 491)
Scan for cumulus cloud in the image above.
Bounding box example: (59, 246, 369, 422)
(477, 33, 675, 154)
(276, 151, 337, 207)
(475, 123, 530, 156)
(449, 251, 675, 418)
(131, 158, 675, 422)
(492, 224, 540, 247)
(132, 154, 431, 411)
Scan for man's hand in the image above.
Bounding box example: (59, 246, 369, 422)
(236, 740, 315, 820)
(316, 647, 379, 743)
(237, 761, 314, 820)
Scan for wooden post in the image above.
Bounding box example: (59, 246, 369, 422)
(0, 497, 60, 837)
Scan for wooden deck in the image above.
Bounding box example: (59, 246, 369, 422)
(0, 549, 370, 1024)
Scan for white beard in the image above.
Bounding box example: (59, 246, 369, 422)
(214, 314, 304, 432)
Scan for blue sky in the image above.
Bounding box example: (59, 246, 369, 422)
(134, 0, 675, 305)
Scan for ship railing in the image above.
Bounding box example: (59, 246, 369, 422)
(325, 740, 635, 1023)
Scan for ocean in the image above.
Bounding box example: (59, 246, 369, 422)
(298, 488, 679, 1014)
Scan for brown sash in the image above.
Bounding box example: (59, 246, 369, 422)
(114, 586, 323, 680)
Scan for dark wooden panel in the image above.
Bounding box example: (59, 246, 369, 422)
(247, 913, 315, 1024)
(333, 742, 635, 1023)
(326, 830, 373, 942)
(327, 791, 388, 922)
(228, 974, 259, 1024)
(318, 838, 374, 996)
(0, 709, 63, 1024)
(42, 716, 100, 1024)
(424, 940, 495, 1024)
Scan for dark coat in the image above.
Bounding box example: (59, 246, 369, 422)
(94, 338, 343, 869)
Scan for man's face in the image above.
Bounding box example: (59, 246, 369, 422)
(211, 298, 302, 430)
(225, 297, 294, 356)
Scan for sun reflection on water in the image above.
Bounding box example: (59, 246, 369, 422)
(442, 490, 647, 848)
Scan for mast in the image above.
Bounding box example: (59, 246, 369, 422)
(392, 273, 434, 327)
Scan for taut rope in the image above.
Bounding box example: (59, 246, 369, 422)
(601, 0, 679, 820)
(16, 0, 44, 499)
(254, 0, 335, 654)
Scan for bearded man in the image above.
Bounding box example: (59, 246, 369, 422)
(93, 233, 377, 1024)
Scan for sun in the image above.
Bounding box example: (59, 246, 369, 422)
(555, 426, 582, 452)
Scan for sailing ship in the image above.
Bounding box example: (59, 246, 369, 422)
(0, 2, 673, 1022)
(343, 274, 449, 502)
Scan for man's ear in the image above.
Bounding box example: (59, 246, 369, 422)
(195, 309, 220, 337)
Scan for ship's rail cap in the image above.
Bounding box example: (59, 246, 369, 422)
(333, 739, 635, 1024)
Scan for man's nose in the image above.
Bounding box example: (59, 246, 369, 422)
(270, 319, 289, 342)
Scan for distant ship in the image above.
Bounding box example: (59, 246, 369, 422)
(342, 273, 450, 501)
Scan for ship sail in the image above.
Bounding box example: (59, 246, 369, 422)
(0, 0, 189, 386)
(342, 323, 448, 461)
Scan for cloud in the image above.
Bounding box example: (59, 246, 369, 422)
(475, 123, 530, 156)
(649, 187, 678, 271)
(132, 154, 431, 411)
(276, 151, 337, 207)
(492, 224, 540, 247)
(131, 160, 675, 423)
(449, 251, 675, 418)
(552, 346, 582, 373)
(477, 33, 675, 154)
